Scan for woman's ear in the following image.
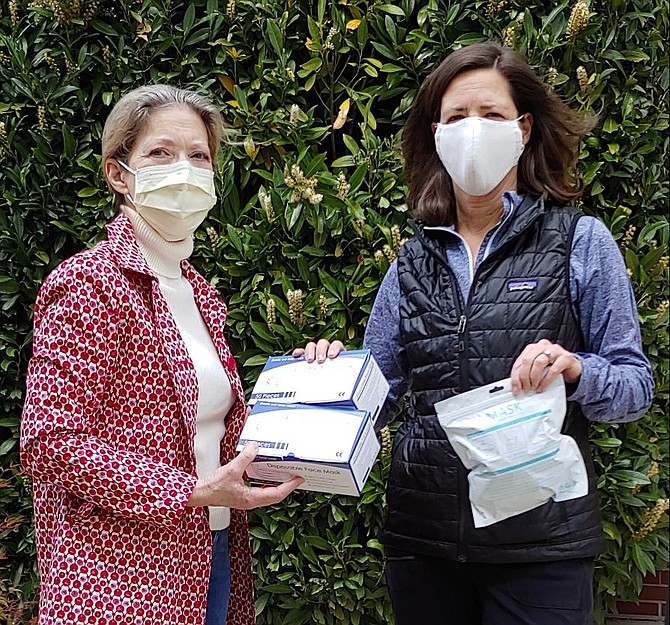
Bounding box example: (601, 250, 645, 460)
(520, 113, 533, 145)
(104, 158, 132, 197)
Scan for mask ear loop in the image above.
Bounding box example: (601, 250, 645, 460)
(115, 160, 137, 208)
(117, 160, 136, 175)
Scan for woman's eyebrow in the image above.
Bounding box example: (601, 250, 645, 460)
(443, 103, 499, 113)
(138, 136, 175, 148)
(140, 137, 210, 150)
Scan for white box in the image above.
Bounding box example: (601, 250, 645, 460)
(248, 350, 389, 424)
(237, 401, 380, 496)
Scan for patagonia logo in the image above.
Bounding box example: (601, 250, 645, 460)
(507, 279, 538, 292)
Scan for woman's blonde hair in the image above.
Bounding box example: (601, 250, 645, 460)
(101, 84, 224, 207)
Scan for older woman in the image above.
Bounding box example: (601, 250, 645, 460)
(21, 85, 302, 625)
(301, 42, 653, 625)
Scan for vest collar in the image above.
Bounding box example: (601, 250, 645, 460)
(412, 194, 546, 248)
(499, 193, 547, 243)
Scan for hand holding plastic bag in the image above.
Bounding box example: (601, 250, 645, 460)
(434, 376, 588, 528)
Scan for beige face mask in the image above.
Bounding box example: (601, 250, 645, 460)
(119, 160, 217, 241)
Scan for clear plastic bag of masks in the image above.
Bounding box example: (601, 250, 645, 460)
(434, 376, 588, 528)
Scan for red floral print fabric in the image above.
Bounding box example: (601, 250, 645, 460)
(21, 213, 255, 625)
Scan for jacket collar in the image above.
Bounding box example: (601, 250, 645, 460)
(105, 212, 224, 310)
(105, 212, 155, 277)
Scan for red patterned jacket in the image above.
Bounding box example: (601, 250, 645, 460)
(21, 213, 255, 625)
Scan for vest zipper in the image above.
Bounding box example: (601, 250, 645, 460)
(409, 239, 471, 561)
(457, 316, 467, 344)
(456, 313, 469, 388)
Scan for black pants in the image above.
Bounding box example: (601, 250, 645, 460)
(385, 551, 594, 625)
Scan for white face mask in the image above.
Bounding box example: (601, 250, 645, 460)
(434, 115, 525, 197)
(119, 160, 217, 241)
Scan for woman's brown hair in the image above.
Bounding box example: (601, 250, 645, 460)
(403, 42, 595, 225)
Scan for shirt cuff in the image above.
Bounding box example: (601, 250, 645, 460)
(566, 352, 590, 403)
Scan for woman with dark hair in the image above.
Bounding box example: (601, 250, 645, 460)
(300, 42, 653, 625)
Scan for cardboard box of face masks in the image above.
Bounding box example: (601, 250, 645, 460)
(237, 401, 380, 496)
(248, 350, 389, 425)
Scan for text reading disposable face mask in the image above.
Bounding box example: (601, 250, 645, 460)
(434, 376, 588, 528)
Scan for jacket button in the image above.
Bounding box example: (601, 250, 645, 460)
(457, 554, 467, 563)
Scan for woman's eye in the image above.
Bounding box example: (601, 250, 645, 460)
(485, 112, 505, 120)
(192, 152, 210, 161)
(445, 115, 464, 124)
(149, 148, 170, 157)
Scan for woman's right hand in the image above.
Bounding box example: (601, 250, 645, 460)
(187, 442, 304, 509)
(292, 339, 345, 363)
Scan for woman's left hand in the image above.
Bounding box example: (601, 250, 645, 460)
(510, 339, 582, 395)
(292, 339, 345, 363)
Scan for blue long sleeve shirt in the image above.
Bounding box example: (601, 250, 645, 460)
(364, 192, 654, 427)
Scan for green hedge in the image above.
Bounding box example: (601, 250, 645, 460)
(0, 0, 667, 623)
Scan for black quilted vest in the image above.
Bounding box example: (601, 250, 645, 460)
(380, 196, 605, 563)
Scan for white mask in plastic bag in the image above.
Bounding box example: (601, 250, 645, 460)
(120, 160, 216, 241)
(434, 375, 588, 528)
(434, 115, 525, 196)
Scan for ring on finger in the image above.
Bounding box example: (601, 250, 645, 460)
(532, 349, 553, 365)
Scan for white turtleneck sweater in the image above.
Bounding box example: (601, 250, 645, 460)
(122, 206, 233, 530)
